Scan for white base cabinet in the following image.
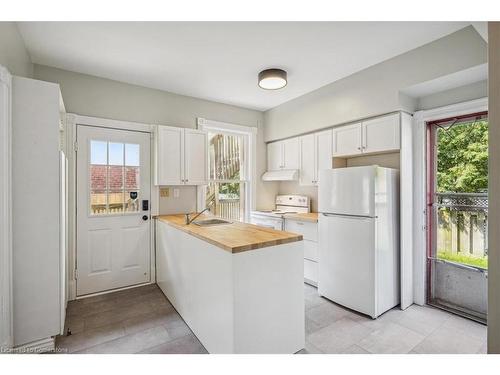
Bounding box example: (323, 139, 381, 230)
(154, 125, 207, 185)
(156, 220, 305, 353)
(285, 218, 319, 286)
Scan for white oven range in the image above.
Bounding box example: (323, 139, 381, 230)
(250, 195, 310, 230)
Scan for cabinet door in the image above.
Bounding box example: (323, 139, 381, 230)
(315, 129, 332, 184)
(156, 126, 183, 185)
(362, 114, 400, 154)
(184, 129, 208, 185)
(299, 134, 316, 186)
(283, 137, 300, 169)
(267, 141, 283, 170)
(332, 123, 362, 157)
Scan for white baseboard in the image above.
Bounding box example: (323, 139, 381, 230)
(11, 337, 56, 354)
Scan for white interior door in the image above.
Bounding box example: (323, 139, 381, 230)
(76, 125, 151, 296)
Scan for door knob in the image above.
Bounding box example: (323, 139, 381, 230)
(142, 215, 149, 221)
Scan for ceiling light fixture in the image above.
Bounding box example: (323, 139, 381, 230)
(258, 69, 287, 90)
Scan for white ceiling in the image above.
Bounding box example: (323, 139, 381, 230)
(17, 22, 471, 111)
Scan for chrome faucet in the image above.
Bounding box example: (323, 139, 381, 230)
(185, 207, 212, 225)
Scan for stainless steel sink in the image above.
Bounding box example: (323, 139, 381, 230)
(192, 218, 232, 226)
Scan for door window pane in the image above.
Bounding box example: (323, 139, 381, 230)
(89, 140, 141, 216)
(90, 140, 107, 165)
(109, 142, 124, 166)
(125, 143, 140, 166)
(90, 144, 108, 214)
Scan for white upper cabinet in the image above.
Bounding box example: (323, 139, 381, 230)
(300, 129, 332, 185)
(283, 137, 300, 170)
(332, 122, 362, 157)
(299, 129, 333, 186)
(267, 141, 283, 170)
(316, 129, 333, 177)
(332, 114, 400, 157)
(362, 114, 400, 154)
(155, 125, 208, 186)
(156, 126, 184, 185)
(299, 134, 316, 185)
(267, 137, 300, 170)
(184, 129, 208, 185)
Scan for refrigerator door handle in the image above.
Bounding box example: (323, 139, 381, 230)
(321, 212, 377, 219)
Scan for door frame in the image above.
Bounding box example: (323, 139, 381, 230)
(412, 97, 488, 306)
(66, 114, 158, 301)
(0, 65, 13, 350)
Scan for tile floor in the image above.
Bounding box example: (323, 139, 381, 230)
(301, 283, 487, 354)
(56, 283, 487, 354)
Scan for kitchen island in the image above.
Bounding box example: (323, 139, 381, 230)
(155, 214, 305, 354)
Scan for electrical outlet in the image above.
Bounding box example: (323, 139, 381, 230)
(160, 187, 170, 197)
(173, 188, 180, 198)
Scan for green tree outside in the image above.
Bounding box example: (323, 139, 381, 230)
(437, 120, 488, 193)
(436, 119, 488, 269)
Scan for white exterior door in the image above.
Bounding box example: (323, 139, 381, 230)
(76, 125, 151, 296)
(332, 123, 362, 157)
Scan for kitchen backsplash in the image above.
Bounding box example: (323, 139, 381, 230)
(158, 185, 198, 215)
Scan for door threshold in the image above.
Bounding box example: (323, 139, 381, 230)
(76, 282, 154, 300)
(428, 299, 487, 325)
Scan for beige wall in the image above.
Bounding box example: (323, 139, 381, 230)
(0, 22, 33, 77)
(33, 64, 277, 213)
(417, 80, 488, 110)
(264, 26, 487, 142)
(488, 22, 500, 354)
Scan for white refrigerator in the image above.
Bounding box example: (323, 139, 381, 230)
(318, 166, 399, 318)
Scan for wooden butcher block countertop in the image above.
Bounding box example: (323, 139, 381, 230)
(283, 212, 319, 223)
(155, 214, 303, 253)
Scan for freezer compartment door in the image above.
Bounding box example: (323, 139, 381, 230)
(318, 213, 376, 317)
(318, 166, 375, 217)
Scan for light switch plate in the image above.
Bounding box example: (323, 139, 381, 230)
(173, 188, 180, 198)
(160, 187, 170, 198)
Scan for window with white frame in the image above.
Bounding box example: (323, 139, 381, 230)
(197, 118, 255, 222)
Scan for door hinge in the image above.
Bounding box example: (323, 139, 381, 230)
(75, 268, 78, 280)
(73, 141, 79, 152)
